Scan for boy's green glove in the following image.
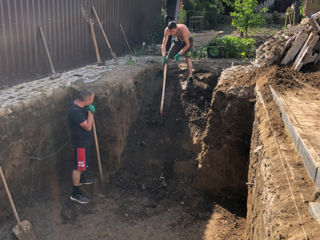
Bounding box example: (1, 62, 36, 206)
(88, 104, 95, 114)
(162, 56, 167, 64)
(174, 53, 180, 61)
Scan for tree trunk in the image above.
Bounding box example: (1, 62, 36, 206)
(293, 0, 300, 25)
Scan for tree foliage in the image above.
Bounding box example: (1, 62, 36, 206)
(208, 36, 256, 58)
(183, 0, 232, 28)
(230, 0, 267, 37)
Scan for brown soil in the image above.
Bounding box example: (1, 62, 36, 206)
(255, 65, 320, 96)
(0, 61, 246, 240)
(246, 66, 320, 240)
(2, 53, 318, 239)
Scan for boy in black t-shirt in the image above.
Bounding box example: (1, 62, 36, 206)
(67, 89, 95, 204)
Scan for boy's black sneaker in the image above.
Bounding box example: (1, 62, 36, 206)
(187, 77, 193, 88)
(70, 193, 90, 204)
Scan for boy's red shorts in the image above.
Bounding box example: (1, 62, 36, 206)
(73, 147, 91, 172)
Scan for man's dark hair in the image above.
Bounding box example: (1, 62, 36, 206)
(78, 89, 93, 101)
(168, 21, 177, 29)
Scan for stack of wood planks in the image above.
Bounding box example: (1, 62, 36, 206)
(254, 12, 320, 71)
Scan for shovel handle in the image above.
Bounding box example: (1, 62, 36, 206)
(89, 17, 102, 65)
(93, 119, 104, 183)
(160, 63, 168, 115)
(92, 6, 117, 61)
(39, 26, 56, 75)
(0, 166, 21, 223)
(120, 24, 133, 56)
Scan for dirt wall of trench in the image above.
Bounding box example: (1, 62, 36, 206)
(0, 62, 161, 218)
(194, 65, 257, 197)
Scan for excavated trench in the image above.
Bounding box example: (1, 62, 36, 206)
(0, 59, 255, 239)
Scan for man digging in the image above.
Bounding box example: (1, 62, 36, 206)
(67, 89, 95, 204)
(164, 0, 183, 51)
(161, 21, 194, 88)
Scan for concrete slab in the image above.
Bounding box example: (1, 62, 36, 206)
(270, 86, 320, 186)
(281, 31, 308, 65)
(309, 202, 320, 225)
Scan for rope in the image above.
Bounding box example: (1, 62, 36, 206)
(26, 139, 70, 161)
(256, 86, 308, 240)
(3, 138, 71, 219)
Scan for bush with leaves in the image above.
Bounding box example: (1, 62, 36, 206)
(184, 0, 231, 28)
(230, 0, 267, 37)
(207, 36, 255, 59)
(147, 9, 166, 45)
(147, 5, 188, 45)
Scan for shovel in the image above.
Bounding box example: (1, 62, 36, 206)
(92, 119, 105, 197)
(0, 166, 37, 240)
(160, 63, 168, 115)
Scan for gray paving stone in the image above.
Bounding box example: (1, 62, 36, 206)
(309, 202, 320, 225)
(270, 86, 320, 186)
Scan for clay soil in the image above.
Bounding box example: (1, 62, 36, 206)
(0, 61, 246, 240)
(250, 65, 320, 239)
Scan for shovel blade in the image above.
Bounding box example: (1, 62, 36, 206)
(13, 220, 37, 240)
(93, 178, 106, 198)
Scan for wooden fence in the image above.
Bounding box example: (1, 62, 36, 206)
(0, 0, 161, 88)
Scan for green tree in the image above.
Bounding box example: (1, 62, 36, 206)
(230, 0, 267, 37)
(184, 0, 230, 28)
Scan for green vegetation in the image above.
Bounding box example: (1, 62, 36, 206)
(184, 0, 232, 28)
(147, 9, 166, 45)
(207, 36, 255, 59)
(230, 0, 267, 37)
(191, 46, 208, 59)
(147, 4, 189, 45)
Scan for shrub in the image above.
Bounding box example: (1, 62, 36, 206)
(207, 36, 255, 59)
(272, 11, 281, 24)
(147, 9, 166, 45)
(230, 0, 267, 37)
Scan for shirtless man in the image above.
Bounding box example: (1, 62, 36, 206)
(164, 0, 183, 51)
(161, 21, 193, 87)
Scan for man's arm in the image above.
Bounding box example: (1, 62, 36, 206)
(80, 112, 94, 131)
(178, 31, 190, 55)
(161, 28, 169, 56)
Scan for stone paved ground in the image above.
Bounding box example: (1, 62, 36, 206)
(271, 85, 320, 225)
(0, 56, 157, 115)
(274, 87, 320, 169)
